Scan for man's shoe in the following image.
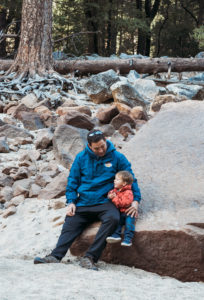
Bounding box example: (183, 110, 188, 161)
(106, 235, 121, 243)
(34, 255, 60, 264)
(121, 240, 132, 247)
(79, 256, 98, 271)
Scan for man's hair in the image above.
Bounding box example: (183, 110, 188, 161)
(87, 129, 105, 145)
(117, 171, 134, 185)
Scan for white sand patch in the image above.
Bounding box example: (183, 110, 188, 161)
(0, 199, 203, 299)
(0, 258, 204, 300)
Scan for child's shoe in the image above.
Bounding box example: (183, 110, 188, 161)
(106, 234, 121, 243)
(121, 239, 132, 247)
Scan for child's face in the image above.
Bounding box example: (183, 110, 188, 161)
(114, 174, 126, 189)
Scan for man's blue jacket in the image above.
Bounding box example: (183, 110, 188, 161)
(65, 140, 141, 206)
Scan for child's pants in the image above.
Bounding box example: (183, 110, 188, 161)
(114, 212, 135, 240)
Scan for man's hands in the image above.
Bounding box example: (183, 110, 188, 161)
(66, 203, 76, 216)
(125, 201, 139, 218)
(108, 191, 117, 199)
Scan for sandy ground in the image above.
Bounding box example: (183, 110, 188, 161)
(0, 199, 204, 300)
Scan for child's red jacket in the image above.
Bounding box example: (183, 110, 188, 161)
(108, 185, 133, 212)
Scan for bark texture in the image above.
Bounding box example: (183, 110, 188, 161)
(7, 0, 53, 77)
(1, 58, 204, 75)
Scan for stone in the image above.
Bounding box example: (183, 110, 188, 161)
(19, 149, 41, 162)
(56, 106, 92, 117)
(133, 79, 160, 102)
(12, 178, 33, 197)
(0, 138, 9, 153)
(0, 124, 33, 139)
(38, 171, 68, 200)
(70, 101, 204, 282)
(10, 167, 29, 181)
(58, 111, 94, 131)
(53, 125, 88, 168)
(98, 124, 115, 137)
(3, 101, 18, 113)
(40, 114, 58, 128)
(17, 111, 45, 130)
(119, 123, 135, 138)
(29, 184, 41, 198)
(166, 83, 204, 100)
(2, 206, 17, 218)
(130, 106, 148, 120)
(127, 70, 140, 83)
(83, 69, 120, 103)
(151, 94, 187, 112)
(5, 195, 24, 208)
(111, 113, 135, 129)
(0, 174, 14, 188)
(115, 103, 131, 114)
(35, 128, 53, 149)
(35, 174, 52, 187)
(0, 100, 4, 113)
(0, 186, 13, 203)
(34, 105, 52, 116)
(20, 93, 38, 108)
(111, 81, 148, 108)
(12, 103, 33, 118)
(96, 105, 119, 124)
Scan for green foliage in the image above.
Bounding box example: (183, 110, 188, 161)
(193, 26, 204, 50)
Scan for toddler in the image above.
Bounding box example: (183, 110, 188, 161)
(106, 171, 136, 246)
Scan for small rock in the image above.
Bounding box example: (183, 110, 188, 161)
(2, 206, 17, 218)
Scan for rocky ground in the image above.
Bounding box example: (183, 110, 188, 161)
(0, 68, 204, 297)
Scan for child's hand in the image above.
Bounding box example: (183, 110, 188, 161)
(108, 191, 117, 199)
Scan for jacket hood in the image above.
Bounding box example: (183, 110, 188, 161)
(85, 139, 116, 159)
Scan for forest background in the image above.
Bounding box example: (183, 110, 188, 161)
(0, 0, 203, 61)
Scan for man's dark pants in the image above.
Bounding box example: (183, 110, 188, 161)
(51, 202, 120, 262)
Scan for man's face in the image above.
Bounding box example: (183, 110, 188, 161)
(89, 139, 107, 157)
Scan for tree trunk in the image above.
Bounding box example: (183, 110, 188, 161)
(7, 0, 53, 77)
(83, 0, 99, 54)
(1, 58, 204, 75)
(0, 8, 7, 58)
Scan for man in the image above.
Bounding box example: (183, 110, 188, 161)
(34, 129, 141, 270)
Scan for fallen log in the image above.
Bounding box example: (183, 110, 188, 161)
(0, 58, 204, 75)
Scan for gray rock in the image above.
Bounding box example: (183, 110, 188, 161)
(127, 70, 140, 83)
(111, 81, 148, 107)
(122, 100, 204, 214)
(35, 128, 54, 149)
(0, 138, 9, 153)
(195, 52, 204, 58)
(189, 73, 204, 82)
(53, 125, 88, 168)
(83, 70, 120, 103)
(166, 83, 204, 100)
(133, 79, 160, 102)
(0, 124, 33, 139)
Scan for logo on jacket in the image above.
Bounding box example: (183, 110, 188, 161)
(104, 162, 112, 168)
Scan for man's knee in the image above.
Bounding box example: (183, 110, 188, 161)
(104, 209, 120, 226)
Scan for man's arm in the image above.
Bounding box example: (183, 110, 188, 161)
(65, 154, 81, 205)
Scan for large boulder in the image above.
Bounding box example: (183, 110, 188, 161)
(83, 70, 119, 103)
(53, 125, 88, 168)
(111, 81, 148, 108)
(70, 101, 204, 282)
